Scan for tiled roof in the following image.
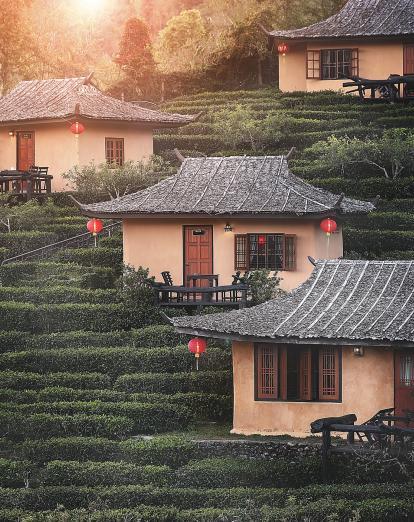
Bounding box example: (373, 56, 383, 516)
(80, 156, 374, 217)
(173, 259, 414, 346)
(0, 77, 195, 126)
(269, 0, 414, 40)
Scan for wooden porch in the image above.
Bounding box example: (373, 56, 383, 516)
(0, 167, 52, 203)
(343, 74, 414, 102)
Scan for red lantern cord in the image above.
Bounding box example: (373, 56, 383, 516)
(87, 218, 104, 236)
(188, 337, 207, 371)
(320, 218, 338, 236)
(70, 121, 85, 135)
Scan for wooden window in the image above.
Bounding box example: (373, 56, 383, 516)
(255, 345, 340, 402)
(256, 344, 279, 399)
(320, 49, 359, 80)
(234, 234, 296, 271)
(307, 50, 321, 79)
(319, 347, 340, 400)
(400, 353, 414, 387)
(234, 234, 248, 270)
(105, 138, 124, 167)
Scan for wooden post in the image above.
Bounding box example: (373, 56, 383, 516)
(321, 428, 331, 483)
(26, 176, 33, 201)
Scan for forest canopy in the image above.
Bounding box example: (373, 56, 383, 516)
(0, 0, 345, 97)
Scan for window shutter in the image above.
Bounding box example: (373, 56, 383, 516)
(299, 348, 312, 400)
(256, 344, 278, 399)
(306, 50, 321, 79)
(279, 345, 288, 401)
(352, 48, 359, 77)
(319, 347, 340, 401)
(234, 234, 248, 270)
(284, 235, 296, 271)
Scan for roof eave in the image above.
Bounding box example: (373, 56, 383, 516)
(269, 33, 414, 42)
(174, 326, 414, 348)
(79, 209, 370, 219)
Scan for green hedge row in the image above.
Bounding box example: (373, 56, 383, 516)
(0, 232, 57, 257)
(39, 224, 85, 239)
(55, 247, 123, 269)
(114, 370, 232, 395)
(1, 500, 413, 522)
(0, 286, 119, 305)
(0, 371, 111, 390)
(0, 262, 117, 289)
(0, 482, 412, 511)
(311, 176, 414, 200)
(344, 228, 414, 255)
(0, 302, 127, 332)
(0, 325, 183, 353)
(347, 211, 414, 231)
(0, 388, 231, 420)
(1, 402, 193, 434)
(0, 412, 134, 440)
(0, 346, 230, 375)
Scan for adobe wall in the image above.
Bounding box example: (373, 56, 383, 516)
(0, 121, 153, 192)
(122, 217, 343, 291)
(231, 341, 394, 436)
(279, 40, 404, 93)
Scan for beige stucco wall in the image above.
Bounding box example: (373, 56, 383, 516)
(123, 217, 343, 291)
(232, 341, 395, 436)
(0, 121, 154, 192)
(279, 40, 405, 93)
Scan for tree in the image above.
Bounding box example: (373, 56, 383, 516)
(63, 156, 174, 200)
(114, 17, 156, 99)
(154, 9, 207, 74)
(0, 1, 34, 94)
(306, 129, 414, 180)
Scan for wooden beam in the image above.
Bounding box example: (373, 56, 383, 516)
(174, 149, 185, 164)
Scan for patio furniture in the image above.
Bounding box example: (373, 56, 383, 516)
(0, 169, 52, 202)
(187, 274, 219, 288)
(311, 409, 414, 481)
(342, 74, 414, 102)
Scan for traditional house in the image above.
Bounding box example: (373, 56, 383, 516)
(79, 155, 374, 292)
(174, 259, 414, 435)
(267, 0, 414, 93)
(0, 76, 195, 191)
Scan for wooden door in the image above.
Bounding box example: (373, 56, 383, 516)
(395, 350, 414, 418)
(404, 44, 414, 74)
(17, 132, 35, 171)
(183, 225, 213, 285)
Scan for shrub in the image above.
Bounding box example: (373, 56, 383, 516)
(18, 437, 120, 463)
(114, 370, 232, 394)
(0, 371, 111, 390)
(0, 459, 34, 488)
(0, 286, 119, 305)
(0, 412, 134, 440)
(6, 402, 193, 433)
(120, 436, 196, 467)
(42, 460, 172, 487)
(0, 346, 230, 375)
(55, 248, 123, 270)
(131, 325, 184, 348)
(344, 229, 414, 256)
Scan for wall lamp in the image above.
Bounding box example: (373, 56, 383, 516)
(353, 346, 364, 357)
(224, 223, 233, 233)
(8, 130, 15, 137)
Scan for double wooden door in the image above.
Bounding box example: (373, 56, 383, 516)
(183, 225, 213, 286)
(17, 131, 35, 171)
(395, 350, 414, 418)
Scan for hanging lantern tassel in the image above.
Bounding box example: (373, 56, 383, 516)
(188, 337, 207, 371)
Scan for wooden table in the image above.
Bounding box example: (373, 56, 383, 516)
(187, 274, 219, 288)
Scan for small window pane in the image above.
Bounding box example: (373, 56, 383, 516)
(106, 138, 124, 167)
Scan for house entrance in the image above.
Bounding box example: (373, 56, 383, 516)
(395, 350, 414, 417)
(17, 131, 35, 171)
(183, 225, 213, 286)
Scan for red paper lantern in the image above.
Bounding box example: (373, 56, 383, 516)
(320, 218, 337, 236)
(188, 337, 207, 370)
(277, 42, 289, 56)
(87, 218, 104, 236)
(70, 121, 85, 135)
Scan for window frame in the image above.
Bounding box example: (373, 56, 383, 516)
(307, 48, 359, 80)
(105, 137, 125, 167)
(254, 344, 342, 403)
(234, 233, 296, 272)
